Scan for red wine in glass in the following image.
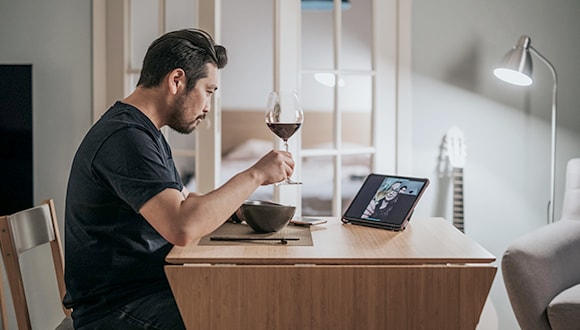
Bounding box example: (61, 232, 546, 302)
(266, 123, 302, 142)
(265, 91, 304, 184)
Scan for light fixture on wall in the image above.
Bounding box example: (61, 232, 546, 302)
(301, 0, 352, 11)
(493, 35, 558, 224)
(314, 73, 345, 87)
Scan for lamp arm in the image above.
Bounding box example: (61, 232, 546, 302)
(530, 46, 558, 224)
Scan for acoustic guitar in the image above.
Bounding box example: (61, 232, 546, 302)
(443, 126, 467, 233)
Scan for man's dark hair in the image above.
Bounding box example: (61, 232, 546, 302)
(137, 28, 228, 92)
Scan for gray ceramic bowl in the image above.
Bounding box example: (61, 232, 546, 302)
(235, 200, 296, 233)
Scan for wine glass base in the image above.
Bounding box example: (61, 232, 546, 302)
(276, 180, 302, 185)
(285, 181, 302, 185)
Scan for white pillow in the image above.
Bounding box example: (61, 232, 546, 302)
(223, 139, 273, 161)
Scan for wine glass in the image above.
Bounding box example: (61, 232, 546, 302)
(265, 91, 304, 184)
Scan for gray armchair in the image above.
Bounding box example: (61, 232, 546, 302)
(502, 158, 580, 330)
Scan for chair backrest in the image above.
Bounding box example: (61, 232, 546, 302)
(561, 158, 580, 220)
(0, 199, 71, 330)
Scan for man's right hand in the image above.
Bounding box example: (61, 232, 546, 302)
(250, 150, 295, 185)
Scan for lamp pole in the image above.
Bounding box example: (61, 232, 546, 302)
(529, 46, 558, 224)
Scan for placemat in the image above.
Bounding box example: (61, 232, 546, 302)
(198, 222, 313, 246)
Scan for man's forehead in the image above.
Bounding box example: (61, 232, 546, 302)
(204, 64, 219, 87)
(200, 78, 218, 90)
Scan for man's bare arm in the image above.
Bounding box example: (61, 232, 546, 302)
(140, 150, 294, 246)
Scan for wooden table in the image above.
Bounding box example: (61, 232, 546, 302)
(165, 217, 496, 330)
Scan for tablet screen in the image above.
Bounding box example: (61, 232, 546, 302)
(343, 174, 429, 228)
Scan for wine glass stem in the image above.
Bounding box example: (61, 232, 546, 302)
(283, 139, 291, 183)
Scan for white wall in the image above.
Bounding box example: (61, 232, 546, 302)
(412, 1, 580, 329)
(0, 0, 92, 217)
(220, 0, 273, 109)
(0, 0, 92, 328)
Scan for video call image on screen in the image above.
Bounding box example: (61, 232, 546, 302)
(360, 177, 426, 223)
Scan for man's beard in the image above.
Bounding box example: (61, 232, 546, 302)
(167, 93, 203, 134)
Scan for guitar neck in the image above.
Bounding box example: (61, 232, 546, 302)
(452, 167, 464, 233)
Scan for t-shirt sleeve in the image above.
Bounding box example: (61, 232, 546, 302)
(91, 127, 182, 213)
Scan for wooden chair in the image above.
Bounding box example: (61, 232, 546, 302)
(0, 199, 72, 329)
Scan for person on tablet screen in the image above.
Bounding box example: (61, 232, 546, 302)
(362, 181, 405, 220)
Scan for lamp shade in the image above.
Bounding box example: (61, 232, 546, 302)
(493, 35, 533, 86)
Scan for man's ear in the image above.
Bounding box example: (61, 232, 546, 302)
(168, 68, 186, 95)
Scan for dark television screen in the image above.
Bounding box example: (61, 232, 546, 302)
(0, 64, 33, 215)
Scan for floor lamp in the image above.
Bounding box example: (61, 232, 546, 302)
(493, 35, 558, 224)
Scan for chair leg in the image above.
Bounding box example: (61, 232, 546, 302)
(0, 275, 8, 330)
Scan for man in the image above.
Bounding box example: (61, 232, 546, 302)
(63, 28, 294, 329)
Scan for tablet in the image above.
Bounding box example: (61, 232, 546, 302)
(341, 173, 430, 231)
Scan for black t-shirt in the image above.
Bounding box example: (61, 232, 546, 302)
(63, 102, 183, 327)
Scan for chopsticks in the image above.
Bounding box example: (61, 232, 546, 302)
(210, 236, 299, 245)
